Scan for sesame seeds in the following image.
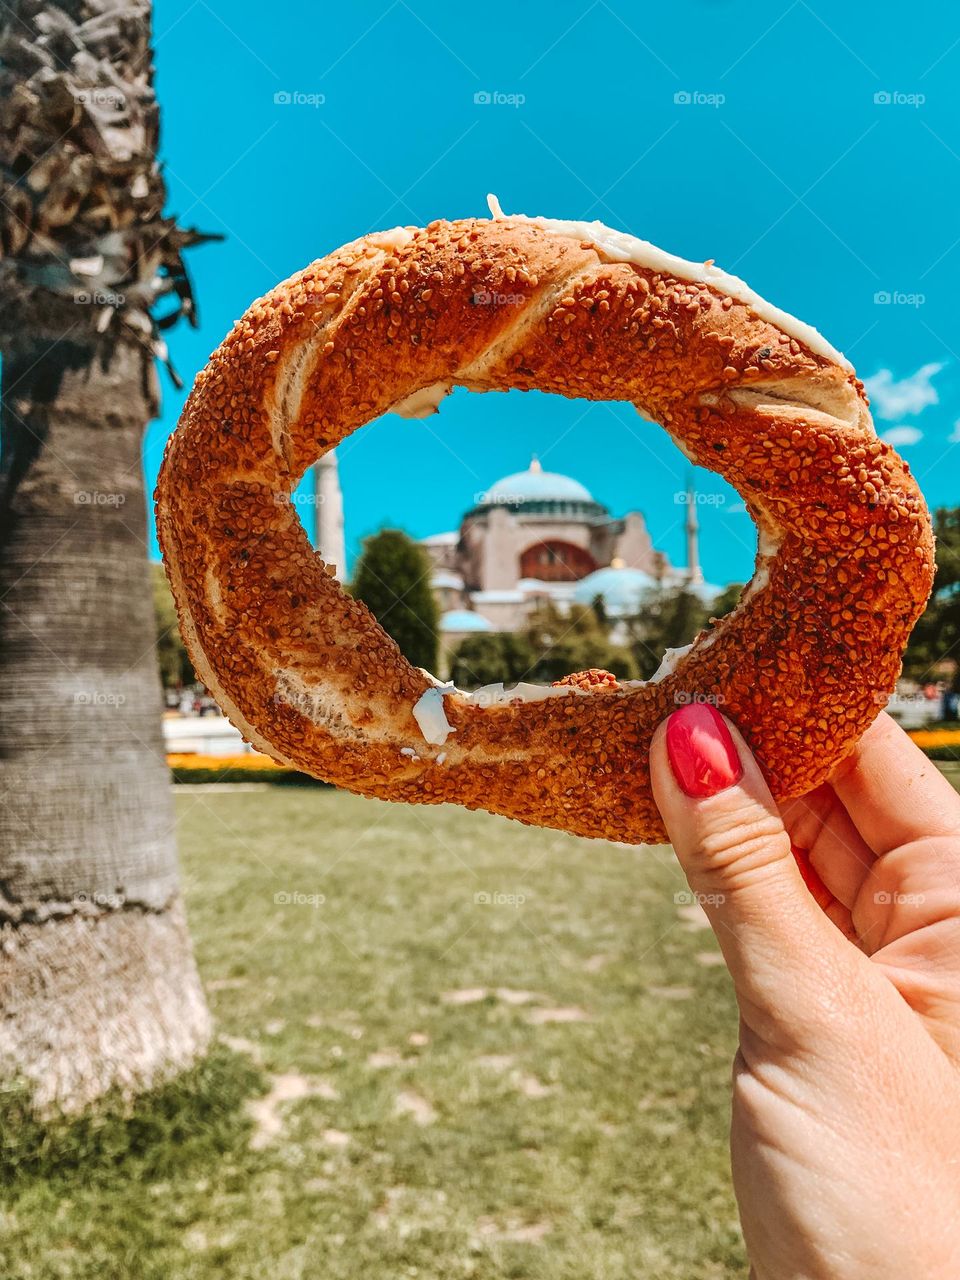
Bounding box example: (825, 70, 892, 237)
(155, 213, 934, 846)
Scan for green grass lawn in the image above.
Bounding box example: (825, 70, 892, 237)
(9, 768, 956, 1278)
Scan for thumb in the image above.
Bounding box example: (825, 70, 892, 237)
(650, 703, 854, 1040)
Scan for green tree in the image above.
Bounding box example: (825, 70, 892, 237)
(627, 587, 712, 679)
(711, 582, 745, 620)
(152, 563, 194, 688)
(449, 632, 537, 688)
(590, 592, 608, 627)
(523, 602, 637, 682)
(352, 529, 440, 672)
(903, 506, 960, 682)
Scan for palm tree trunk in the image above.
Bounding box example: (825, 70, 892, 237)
(0, 333, 211, 1112)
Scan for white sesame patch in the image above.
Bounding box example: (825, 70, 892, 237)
(387, 382, 451, 418)
(412, 687, 455, 745)
(486, 194, 850, 368)
(647, 644, 694, 684)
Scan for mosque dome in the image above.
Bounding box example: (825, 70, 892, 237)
(471, 458, 606, 518)
(439, 609, 494, 633)
(484, 457, 594, 505)
(572, 564, 658, 617)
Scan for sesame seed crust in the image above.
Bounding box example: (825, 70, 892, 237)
(155, 216, 934, 845)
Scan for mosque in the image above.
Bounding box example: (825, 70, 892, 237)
(416, 458, 721, 644)
(312, 452, 722, 646)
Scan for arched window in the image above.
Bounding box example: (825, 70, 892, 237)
(519, 540, 597, 583)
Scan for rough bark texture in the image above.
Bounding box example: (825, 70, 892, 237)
(0, 335, 211, 1110)
(0, 902, 210, 1111)
(0, 0, 215, 1111)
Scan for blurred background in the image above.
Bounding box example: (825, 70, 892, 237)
(1, 2, 958, 1277)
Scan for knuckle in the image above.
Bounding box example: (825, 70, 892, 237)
(693, 807, 790, 888)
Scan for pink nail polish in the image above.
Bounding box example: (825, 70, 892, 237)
(665, 704, 743, 798)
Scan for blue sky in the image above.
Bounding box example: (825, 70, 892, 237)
(147, 0, 960, 584)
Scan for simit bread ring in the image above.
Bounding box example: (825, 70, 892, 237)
(155, 197, 934, 844)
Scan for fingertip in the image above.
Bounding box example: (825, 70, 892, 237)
(660, 703, 745, 801)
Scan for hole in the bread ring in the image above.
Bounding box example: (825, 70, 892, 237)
(302, 387, 760, 707)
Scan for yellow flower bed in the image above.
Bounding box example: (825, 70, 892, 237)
(166, 750, 328, 786)
(167, 752, 286, 771)
(908, 728, 960, 750)
(167, 729, 960, 783)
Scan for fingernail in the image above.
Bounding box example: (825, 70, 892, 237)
(665, 704, 743, 798)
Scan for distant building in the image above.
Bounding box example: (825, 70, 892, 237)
(420, 458, 722, 644)
(313, 450, 346, 581)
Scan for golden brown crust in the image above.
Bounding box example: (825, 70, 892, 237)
(155, 216, 935, 844)
(554, 669, 621, 691)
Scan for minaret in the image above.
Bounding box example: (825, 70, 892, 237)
(685, 474, 703, 586)
(314, 450, 346, 580)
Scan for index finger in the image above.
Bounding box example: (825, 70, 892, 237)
(828, 712, 960, 856)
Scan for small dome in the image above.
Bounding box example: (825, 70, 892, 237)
(431, 568, 464, 590)
(439, 609, 494, 633)
(573, 565, 658, 617)
(482, 457, 594, 506)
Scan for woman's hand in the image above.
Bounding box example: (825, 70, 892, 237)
(650, 708, 960, 1280)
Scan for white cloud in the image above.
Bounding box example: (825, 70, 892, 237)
(950, 420, 960, 444)
(864, 362, 943, 419)
(881, 425, 923, 447)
